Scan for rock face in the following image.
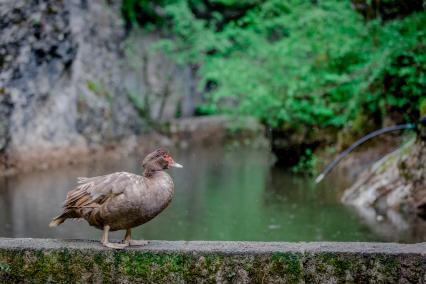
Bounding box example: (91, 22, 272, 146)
(0, 0, 197, 174)
(342, 137, 426, 218)
(169, 116, 267, 148)
(123, 30, 199, 121)
(0, 0, 139, 172)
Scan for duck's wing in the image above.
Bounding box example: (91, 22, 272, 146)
(64, 172, 139, 209)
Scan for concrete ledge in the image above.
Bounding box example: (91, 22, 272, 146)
(0, 238, 425, 283)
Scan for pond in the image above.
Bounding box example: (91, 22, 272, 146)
(0, 146, 424, 243)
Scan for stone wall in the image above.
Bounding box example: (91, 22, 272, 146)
(0, 239, 425, 283)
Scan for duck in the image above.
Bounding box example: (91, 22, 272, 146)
(49, 148, 183, 249)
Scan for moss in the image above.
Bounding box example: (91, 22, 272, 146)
(225, 271, 236, 281)
(375, 138, 414, 174)
(0, 245, 424, 283)
(113, 251, 210, 282)
(244, 257, 267, 283)
(271, 252, 303, 282)
(27, 251, 71, 282)
(0, 250, 23, 282)
(419, 98, 426, 117)
(242, 253, 304, 283)
(377, 254, 399, 278)
(86, 80, 102, 95)
(0, 260, 11, 282)
(0, 262, 11, 273)
(329, 258, 351, 277)
(315, 253, 353, 279)
(91, 251, 113, 280)
(86, 80, 113, 105)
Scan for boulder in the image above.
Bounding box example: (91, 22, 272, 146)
(342, 137, 426, 218)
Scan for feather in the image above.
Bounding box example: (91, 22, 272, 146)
(51, 172, 139, 227)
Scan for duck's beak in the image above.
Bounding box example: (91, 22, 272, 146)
(171, 161, 183, 168)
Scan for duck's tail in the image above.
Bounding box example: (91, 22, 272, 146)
(49, 215, 66, 227)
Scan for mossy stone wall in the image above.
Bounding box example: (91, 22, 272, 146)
(0, 239, 425, 283)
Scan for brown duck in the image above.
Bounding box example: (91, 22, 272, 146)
(49, 148, 183, 249)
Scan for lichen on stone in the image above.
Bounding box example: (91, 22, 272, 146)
(1, 241, 425, 283)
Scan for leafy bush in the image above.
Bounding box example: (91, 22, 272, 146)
(291, 148, 318, 176)
(123, 0, 425, 132)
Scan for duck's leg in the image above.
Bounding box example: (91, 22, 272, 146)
(101, 225, 129, 249)
(123, 228, 149, 246)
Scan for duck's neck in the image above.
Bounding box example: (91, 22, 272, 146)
(143, 168, 161, 178)
(142, 170, 173, 195)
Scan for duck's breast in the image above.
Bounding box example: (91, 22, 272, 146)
(138, 172, 174, 219)
(98, 172, 174, 230)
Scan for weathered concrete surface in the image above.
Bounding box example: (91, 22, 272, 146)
(0, 238, 425, 283)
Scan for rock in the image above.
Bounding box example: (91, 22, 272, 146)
(270, 126, 335, 167)
(123, 30, 199, 121)
(168, 115, 267, 148)
(342, 137, 426, 218)
(0, 0, 143, 172)
(0, 0, 199, 175)
(348, 204, 426, 243)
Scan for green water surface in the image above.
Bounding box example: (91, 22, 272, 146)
(0, 146, 424, 242)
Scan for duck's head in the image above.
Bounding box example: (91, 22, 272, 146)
(142, 148, 183, 176)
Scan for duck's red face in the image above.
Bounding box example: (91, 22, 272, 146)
(161, 153, 183, 169)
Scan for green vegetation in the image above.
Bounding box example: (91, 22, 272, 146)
(291, 148, 318, 176)
(1, 245, 423, 283)
(122, 0, 425, 135)
(122, 0, 424, 171)
(420, 98, 426, 116)
(271, 252, 303, 283)
(86, 80, 113, 105)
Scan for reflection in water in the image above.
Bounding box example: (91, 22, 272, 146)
(0, 146, 424, 242)
(348, 205, 426, 243)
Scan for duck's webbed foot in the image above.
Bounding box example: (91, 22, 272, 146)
(102, 241, 129, 249)
(101, 225, 129, 249)
(127, 240, 149, 246)
(124, 229, 149, 246)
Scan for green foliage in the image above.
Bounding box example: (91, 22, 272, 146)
(291, 148, 318, 176)
(123, 0, 426, 132)
(86, 80, 113, 105)
(420, 99, 426, 117)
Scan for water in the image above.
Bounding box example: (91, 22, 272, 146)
(0, 146, 424, 243)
